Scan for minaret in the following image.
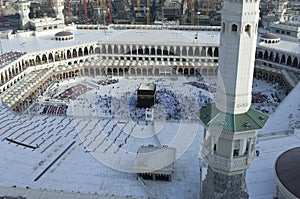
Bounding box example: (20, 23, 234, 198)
(16, 0, 31, 30)
(52, 0, 65, 21)
(273, 0, 288, 22)
(199, 0, 268, 198)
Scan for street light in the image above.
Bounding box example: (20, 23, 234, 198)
(196, 11, 201, 26)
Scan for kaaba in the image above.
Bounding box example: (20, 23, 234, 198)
(137, 83, 156, 108)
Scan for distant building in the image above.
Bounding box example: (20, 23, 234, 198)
(16, 0, 64, 31)
(134, 145, 176, 181)
(137, 83, 156, 108)
(270, 21, 300, 38)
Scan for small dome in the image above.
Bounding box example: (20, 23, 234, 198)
(54, 31, 74, 41)
(260, 33, 280, 44)
(55, 31, 73, 37)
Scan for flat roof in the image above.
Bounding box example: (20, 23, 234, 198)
(275, 147, 300, 198)
(134, 146, 176, 174)
(258, 34, 300, 55)
(138, 83, 156, 91)
(0, 27, 220, 54)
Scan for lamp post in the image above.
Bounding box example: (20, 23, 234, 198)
(196, 11, 201, 26)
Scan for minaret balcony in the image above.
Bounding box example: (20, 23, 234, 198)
(205, 149, 255, 175)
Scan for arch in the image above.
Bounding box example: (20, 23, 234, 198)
(292, 57, 298, 68)
(89, 46, 94, 54)
(113, 68, 118, 75)
(125, 46, 131, 55)
(78, 48, 83, 56)
(154, 68, 159, 75)
(137, 47, 143, 55)
(263, 51, 268, 60)
(136, 68, 141, 75)
(67, 50, 72, 58)
(231, 24, 237, 32)
(214, 48, 219, 57)
(170, 46, 176, 55)
(1, 74, 4, 84)
(107, 68, 112, 75)
(119, 68, 124, 75)
(48, 53, 54, 62)
(130, 68, 135, 75)
(244, 24, 251, 36)
(145, 47, 150, 55)
(142, 68, 147, 75)
(202, 68, 207, 75)
(269, 51, 274, 61)
(207, 47, 213, 57)
(157, 48, 162, 56)
(113, 45, 118, 54)
(182, 47, 187, 56)
(120, 45, 125, 54)
(90, 68, 94, 76)
(200, 47, 206, 56)
(286, 56, 292, 66)
(107, 45, 113, 54)
(195, 47, 200, 56)
(163, 47, 168, 56)
(150, 48, 155, 55)
(175, 47, 180, 55)
(42, 54, 47, 63)
(274, 53, 279, 63)
(95, 68, 100, 76)
(73, 49, 78, 58)
(190, 68, 195, 75)
(280, 54, 286, 64)
(95, 47, 100, 54)
(54, 52, 60, 61)
(83, 68, 89, 76)
(178, 68, 183, 74)
(148, 68, 152, 75)
(132, 46, 138, 55)
(187, 47, 193, 56)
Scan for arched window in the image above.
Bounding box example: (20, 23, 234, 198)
(245, 24, 251, 36)
(232, 24, 237, 32)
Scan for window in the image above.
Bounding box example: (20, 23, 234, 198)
(245, 24, 250, 32)
(232, 24, 237, 32)
(233, 149, 239, 156)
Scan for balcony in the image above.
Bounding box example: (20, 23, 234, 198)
(205, 150, 255, 173)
